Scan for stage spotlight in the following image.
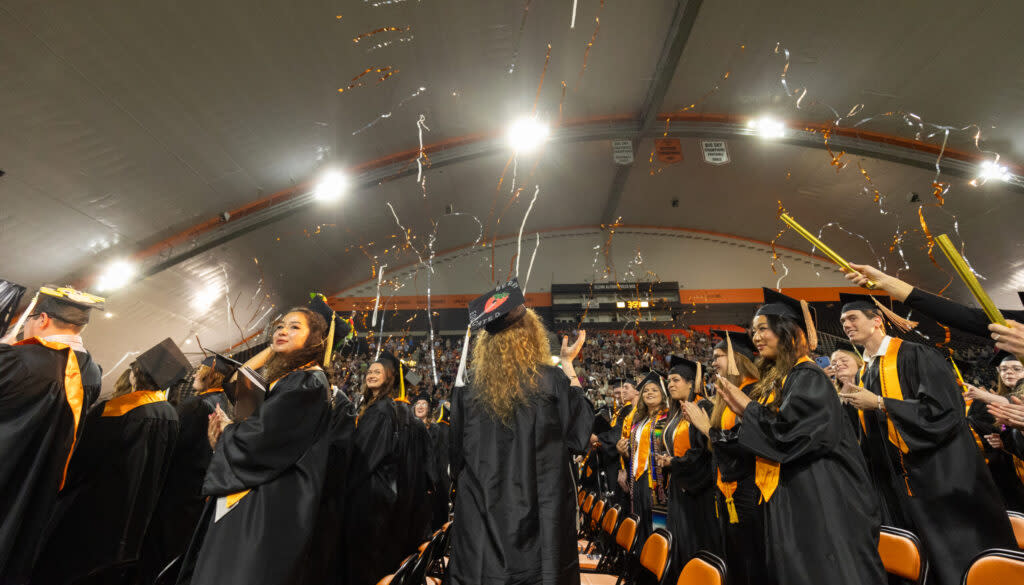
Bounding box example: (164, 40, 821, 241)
(314, 169, 348, 201)
(748, 116, 786, 139)
(95, 260, 137, 292)
(974, 160, 1011, 185)
(192, 285, 221, 312)
(507, 116, 550, 153)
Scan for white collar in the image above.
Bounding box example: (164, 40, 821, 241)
(864, 335, 892, 367)
(43, 334, 86, 354)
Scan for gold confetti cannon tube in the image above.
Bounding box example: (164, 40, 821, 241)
(935, 234, 1006, 326)
(779, 213, 877, 288)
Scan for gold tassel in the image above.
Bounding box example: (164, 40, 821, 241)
(725, 333, 739, 377)
(800, 299, 818, 351)
(397, 361, 408, 403)
(726, 497, 739, 524)
(872, 296, 919, 333)
(324, 314, 336, 367)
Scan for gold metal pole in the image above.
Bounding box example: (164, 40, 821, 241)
(935, 234, 1007, 326)
(779, 213, 877, 288)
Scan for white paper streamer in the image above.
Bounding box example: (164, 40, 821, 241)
(516, 186, 540, 278)
(454, 326, 471, 387)
(570, 0, 578, 28)
(371, 264, 387, 327)
(523, 232, 540, 293)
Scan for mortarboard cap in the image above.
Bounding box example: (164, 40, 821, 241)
(0, 280, 27, 338)
(667, 355, 700, 382)
(990, 350, 1022, 369)
(376, 351, 410, 403)
(136, 338, 191, 389)
(755, 288, 818, 351)
(467, 278, 527, 334)
(309, 293, 354, 367)
(201, 352, 241, 377)
(838, 292, 918, 333)
(405, 369, 423, 388)
(712, 329, 756, 360)
(636, 370, 668, 398)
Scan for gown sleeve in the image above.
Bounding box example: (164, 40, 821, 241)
(669, 400, 715, 491)
(555, 368, 594, 455)
(737, 366, 843, 463)
(880, 344, 965, 452)
(203, 370, 327, 495)
(448, 385, 465, 482)
(1001, 428, 1024, 459)
(904, 288, 1024, 337)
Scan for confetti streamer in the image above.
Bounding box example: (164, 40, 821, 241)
(366, 35, 415, 53)
(352, 87, 426, 135)
(416, 114, 430, 187)
(576, 0, 604, 88)
(570, 0, 578, 29)
(507, 0, 533, 74)
(533, 44, 552, 113)
(353, 25, 411, 44)
(523, 232, 541, 293)
(338, 66, 399, 93)
(371, 264, 387, 327)
(515, 186, 540, 278)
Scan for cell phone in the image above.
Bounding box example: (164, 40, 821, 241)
(814, 356, 831, 369)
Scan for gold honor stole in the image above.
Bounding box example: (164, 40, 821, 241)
(716, 377, 758, 523)
(218, 363, 316, 519)
(857, 338, 914, 495)
(754, 357, 813, 504)
(101, 390, 168, 417)
(15, 338, 84, 491)
(633, 417, 654, 481)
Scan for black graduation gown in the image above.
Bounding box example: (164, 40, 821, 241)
(858, 340, 1016, 585)
(628, 412, 669, 547)
(33, 391, 179, 585)
(709, 385, 771, 585)
(448, 366, 593, 585)
(0, 342, 99, 585)
(307, 390, 357, 585)
(597, 403, 632, 508)
(967, 399, 1024, 512)
(342, 398, 423, 585)
(395, 404, 435, 550)
(139, 390, 231, 584)
(429, 420, 452, 530)
(175, 370, 330, 585)
(663, 400, 720, 574)
(735, 362, 886, 585)
(904, 287, 1024, 337)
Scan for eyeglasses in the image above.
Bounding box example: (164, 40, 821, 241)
(998, 366, 1024, 374)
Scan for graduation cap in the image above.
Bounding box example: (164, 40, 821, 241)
(991, 350, 1022, 369)
(838, 292, 918, 334)
(828, 337, 864, 363)
(309, 293, 354, 367)
(0, 279, 27, 338)
(755, 288, 818, 351)
(711, 329, 756, 377)
(411, 393, 432, 406)
(667, 355, 703, 399)
(200, 352, 241, 378)
(405, 369, 423, 388)
(376, 351, 411, 403)
(1019, 291, 1024, 309)
(467, 278, 527, 334)
(135, 338, 191, 390)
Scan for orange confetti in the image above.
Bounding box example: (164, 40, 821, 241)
(532, 44, 552, 114)
(576, 0, 605, 88)
(352, 26, 411, 44)
(338, 66, 399, 93)
(931, 181, 948, 206)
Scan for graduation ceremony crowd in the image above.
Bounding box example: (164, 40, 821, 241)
(3, 259, 1024, 585)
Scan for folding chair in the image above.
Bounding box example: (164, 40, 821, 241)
(376, 553, 417, 585)
(676, 551, 727, 585)
(636, 529, 674, 585)
(878, 526, 928, 585)
(580, 504, 621, 572)
(962, 548, 1024, 585)
(1009, 511, 1024, 550)
(579, 515, 641, 585)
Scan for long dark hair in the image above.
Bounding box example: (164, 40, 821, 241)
(358, 361, 399, 418)
(749, 314, 809, 411)
(263, 307, 327, 384)
(633, 380, 668, 426)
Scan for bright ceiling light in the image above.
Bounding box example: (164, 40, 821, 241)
(748, 116, 786, 139)
(192, 285, 221, 312)
(95, 260, 137, 292)
(314, 169, 348, 202)
(973, 160, 1011, 185)
(507, 116, 550, 153)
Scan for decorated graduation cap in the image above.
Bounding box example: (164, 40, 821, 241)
(0, 279, 27, 338)
(838, 292, 918, 334)
(455, 278, 529, 388)
(376, 351, 411, 403)
(755, 287, 818, 351)
(308, 293, 355, 367)
(136, 338, 191, 389)
(6, 284, 106, 339)
(711, 329, 757, 377)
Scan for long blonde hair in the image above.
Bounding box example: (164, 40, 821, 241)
(469, 308, 550, 424)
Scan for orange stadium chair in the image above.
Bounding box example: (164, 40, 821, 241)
(636, 529, 674, 585)
(579, 501, 613, 569)
(878, 526, 928, 585)
(962, 548, 1024, 585)
(676, 551, 728, 585)
(579, 504, 621, 572)
(578, 493, 597, 544)
(1008, 511, 1024, 549)
(580, 514, 640, 585)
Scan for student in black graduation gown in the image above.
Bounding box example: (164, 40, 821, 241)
(448, 279, 593, 585)
(836, 293, 1016, 585)
(827, 339, 867, 437)
(622, 371, 671, 546)
(398, 385, 436, 548)
(175, 306, 333, 585)
(713, 288, 886, 585)
(430, 401, 452, 530)
(657, 356, 720, 574)
(341, 351, 432, 585)
(0, 285, 104, 585)
(602, 379, 637, 509)
(697, 330, 764, 585)
(139, 355, 235, 584)
(971, 352, 1024, 511)
(34, 337, 183, 585)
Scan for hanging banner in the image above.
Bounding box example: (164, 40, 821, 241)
(654, 138, 683, 164)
